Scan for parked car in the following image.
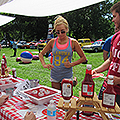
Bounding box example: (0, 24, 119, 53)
(29, 41, 38, 49)
(78, 38, 92, 48)
(17, 41, 26, 48)
(82, 41, 105, 52)
(0, 40, 9, 48)
(36, 40, 47, 50)
(30, 42, 36, 49)
(21, 42, 31, 49)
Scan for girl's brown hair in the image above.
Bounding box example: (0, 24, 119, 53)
(110, 1, 120, 15)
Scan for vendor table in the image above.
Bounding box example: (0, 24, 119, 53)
(0, 77, 102, 120)
(0, 93, 103, 120)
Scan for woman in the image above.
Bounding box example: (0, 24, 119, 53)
(39, 15, 86, 90)
(12, 39, 19, 57)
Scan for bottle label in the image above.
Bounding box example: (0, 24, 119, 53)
(86, 69, 92, 74)
(47, 109, 56, 117)
(62, 83, 72, 97)
(103, 93, 115, 106)
(82, 84, 93, 96)
(14, 71, 16, 77)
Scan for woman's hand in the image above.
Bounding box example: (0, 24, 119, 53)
(43, 64, 54, 70)
(24, 111, 36, 120)
(64, 59, 72, 68)
(0, 95, 9, 106)
(92, 69, 98, 75)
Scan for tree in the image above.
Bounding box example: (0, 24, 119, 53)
(63, 0, 114, 41)
(0, 0, 117, 42)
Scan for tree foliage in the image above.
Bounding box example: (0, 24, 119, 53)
(0, 0, 118, 42)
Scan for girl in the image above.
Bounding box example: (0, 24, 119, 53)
(39, 15, 86, 90)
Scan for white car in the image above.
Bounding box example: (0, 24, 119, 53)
(82, 41, 105, 52)
(1, 40, 9, 48)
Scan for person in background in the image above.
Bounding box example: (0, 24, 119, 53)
(92, 1, 120, 106)
(12, 39, 19, 57)
(9, 39, 13, 49)
(102, 27, 119, 61)
(39, 15, 86, 90)
(0, 95, 9, 106)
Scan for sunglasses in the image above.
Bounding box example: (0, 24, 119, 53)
(55, 30, 65, 34)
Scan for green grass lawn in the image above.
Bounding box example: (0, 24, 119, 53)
(1, 48, 107, 97)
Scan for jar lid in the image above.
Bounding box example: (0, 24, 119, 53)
(87, 64, 92, 69)
(12, 68, 16, 71)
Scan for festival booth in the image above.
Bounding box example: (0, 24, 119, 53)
(1, 0, 119, 120)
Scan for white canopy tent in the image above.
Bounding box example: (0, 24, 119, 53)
(0, 0, 104, 17)
(0, 15, 15, 26)
(0, 0, 15, 26)
(0, 0, 10, 6)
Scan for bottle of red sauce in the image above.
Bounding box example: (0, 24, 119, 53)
(81, 64, 95, 98)
(12, 68, 17, 78)
(2, 53, 7, 68)
(102, 75, 116, 109)
(1, 61, 5, 76)
(81, 64, 95, 116)
(61, 79, 73, 102)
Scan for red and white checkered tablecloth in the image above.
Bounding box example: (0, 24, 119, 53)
(0, 93, 103, 120)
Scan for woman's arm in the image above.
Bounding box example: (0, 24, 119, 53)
(92, 51, 113, 74)
(64, 39, 86, 68)
(39, 39, 54, 70)
(71, 39, 87, 67)
(103, 50, 109, 61)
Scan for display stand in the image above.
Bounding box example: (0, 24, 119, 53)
(0, 67, 11, 78)
(57, 91, 120, 120)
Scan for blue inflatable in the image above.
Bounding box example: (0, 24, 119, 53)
(20, 51, 33, 63)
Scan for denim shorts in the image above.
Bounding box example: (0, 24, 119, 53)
(50, 77, 73, 83)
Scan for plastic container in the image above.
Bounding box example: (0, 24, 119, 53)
(81, 64, 94, 98)
(30, 79, 39, 88)
(2, 53, 7, 68)
(12, 68, 17, 78)
(102, 75, 116, 109)
(47, 100, 56, 120)
(61, 79, 73, 102)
